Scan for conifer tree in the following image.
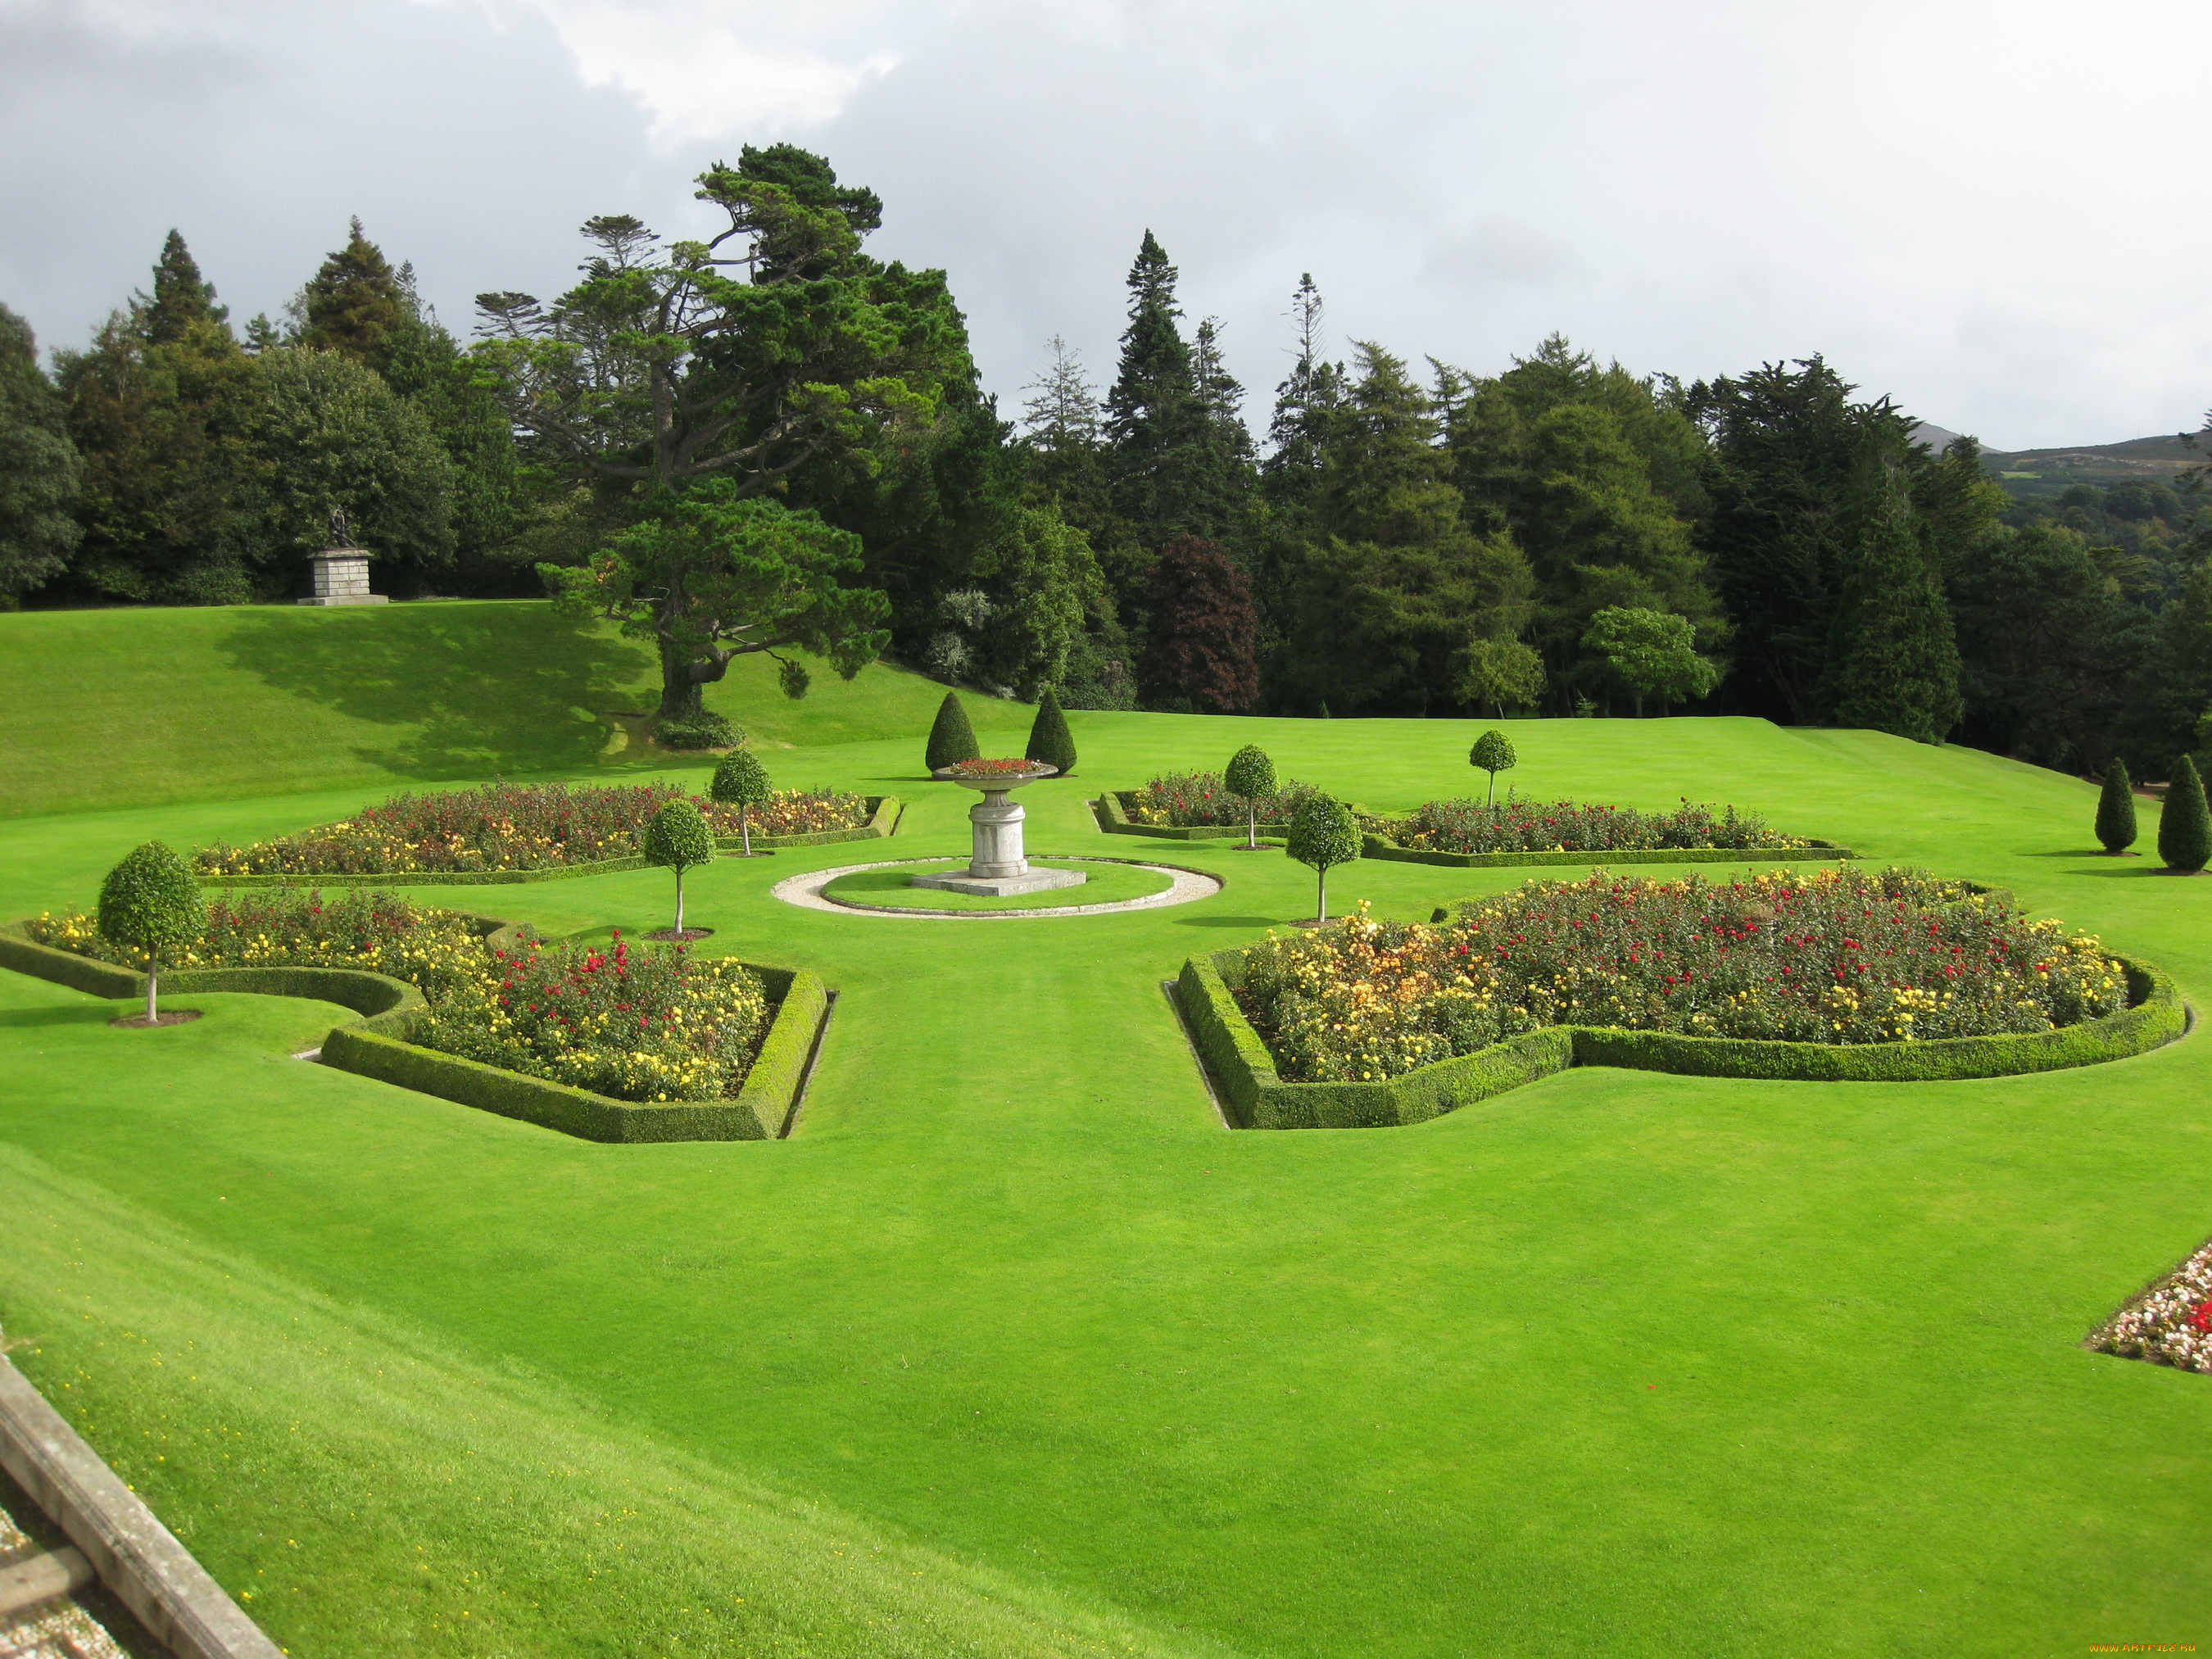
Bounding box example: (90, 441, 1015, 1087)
(97, 841, 206, 1025)
(2159, 755, 2210, 874)
(1024, 687, 1077, 777)
(301, 218, 407, 367)
(1224, 743, 1276, 848)
(925, 691, 980, 770)
(143, 229, 226, 344)
(1286, 796, 1360, 923)
(1260, 275, 1342, 510)
(0, 304, 82, 601)
(1824, 468, 1962, 743)
(709, 747, 773, 854)
(1019, 336, 1113, 542)
(2094, 758, 2137, 854)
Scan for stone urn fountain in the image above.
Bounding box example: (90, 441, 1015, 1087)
(911, 759, 1086, 897)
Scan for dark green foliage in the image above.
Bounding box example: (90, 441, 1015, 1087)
(299, 219, 407, 366)
(1226, 743, 1277, 846)
(925, 691, 980, 770)
(0, 304, 81, 600)
(1469, 730, 1516, 805)
(1285, 796, 1360, 922)
(96, 840, 205, 1019)
(655, 711, 737, 751)
(710, 746, 773, 854)
(1136, 537, 1258, 712)
(142, 230, 225, 343)
(2158, 755, 2210, 873)
(1025, 687, 1077, 776)
(1824, 469, 1963, 744)
(642, 798, 714, 931)
(1581, 606, 1719, 717)
(2096, 760, 2138, 854)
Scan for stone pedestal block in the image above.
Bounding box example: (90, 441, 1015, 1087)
(297, 549, 388, 606)
(909, 865, 1089, 898)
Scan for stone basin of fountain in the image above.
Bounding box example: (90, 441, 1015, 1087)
(912, 759, 1086, 897)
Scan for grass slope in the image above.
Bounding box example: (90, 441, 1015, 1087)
(0, 601, 1031, 818)
(2, 711, 2210, 1657)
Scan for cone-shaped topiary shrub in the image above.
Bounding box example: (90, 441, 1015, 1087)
(97, 840, 206, 1023)
(1286, 796, 1360, 923)
(925, 691, 980, 771)
(2159, 755, 2210, 873)
(1469, 729, 1517, 807)
(2095, 758, 2137, 854)
(642, 797, 715, 931)
(709, 747, 773, 856)
(1224, 744, 1277, 848)
(1025, 687, 1077, 777)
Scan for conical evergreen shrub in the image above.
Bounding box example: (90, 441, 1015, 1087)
(1025, 687, 1077, 777)
(924, 692, 980, 771)
(2158, 754, 2210, 873)
(2094, 759, 2137, 854)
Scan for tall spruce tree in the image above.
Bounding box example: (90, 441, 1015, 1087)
(300, 219, 407, 366)
(2159, 755, 2210, 873)
(2095, 759, 2137, 854)
(1823, 465, 1962, 744)
(0, 304, 82, 601)
(1020, 335, 1115, 543)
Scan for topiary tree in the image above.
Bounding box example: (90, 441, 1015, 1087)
(642, 797, 715, 932)
(1025, 687, 1077, 777)
(2094, 758, 2137, 854)
(1285, 796, 1360, 924)
(97, 841, 206, 1024)
(1224, 743, 1277, 849)
(925, 691, 980, 772)
(709, 747, 773, 856)
(1469, 728, 1517, 807)
(2159, 754, 2210, 874)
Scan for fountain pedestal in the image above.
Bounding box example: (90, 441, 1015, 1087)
(911, 762, 1088, 897)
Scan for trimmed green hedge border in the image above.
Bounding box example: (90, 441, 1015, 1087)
(1175, 942, 2186, 1130)
(1093, 791, 1290, 842)
(195, 796, 900, 888)
(0, 919, 828, 1144)
(1358, 830, 1860, 868)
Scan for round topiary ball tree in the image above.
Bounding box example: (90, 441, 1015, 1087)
(709, 747, 773, 856)
(1286, 796, 1360, 924)
(643, 797, 715, 933)
(1224, 743, 1276, 849)
(1469, 728, 1517, 807)
(2159, 754, 2210, 874)
(97, 840, 206, 1025)
(2095, 758, 2137, 854)
(1025, 687, 1077, 778)
(925, 691, 980, 772)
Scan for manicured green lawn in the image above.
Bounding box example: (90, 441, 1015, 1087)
(820, 857, 1177, 910)
(2, 697, 2210, 1657)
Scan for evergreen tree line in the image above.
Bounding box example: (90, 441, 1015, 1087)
(2, 149, 2208, 779)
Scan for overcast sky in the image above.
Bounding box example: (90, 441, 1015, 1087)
(4, 0, 2207, 450)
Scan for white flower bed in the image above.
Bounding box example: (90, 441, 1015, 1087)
(2089, 1237, 2212, 1373)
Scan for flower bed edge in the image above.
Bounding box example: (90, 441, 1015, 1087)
(1173, 945, 2185, 1130)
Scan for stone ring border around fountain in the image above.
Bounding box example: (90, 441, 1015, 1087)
(773, 855, 1226, 920)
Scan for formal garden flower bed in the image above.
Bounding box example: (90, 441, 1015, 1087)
(1174, 867, 2181, 1128)
(2088, 1238, 2212, 1374)
(1095, 770, 1330, 839)
(1374, 796, 1806, 856)
(193, 780, 877, 878)
(24, 888, 772, 1105)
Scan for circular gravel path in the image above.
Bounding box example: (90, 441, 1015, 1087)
(773, 855, 1224, 919)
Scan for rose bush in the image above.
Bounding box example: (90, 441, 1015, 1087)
(193, 781, 868, 875)
(1376, 796, 1805, 854)
(2089, 1238, 2212, 1374)
(1129, 770, 1327, 828)
(1234, 868, 2128, 1083)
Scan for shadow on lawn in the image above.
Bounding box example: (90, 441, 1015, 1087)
(0, 1004, 134, 1029)
(220, 606, 653, 780)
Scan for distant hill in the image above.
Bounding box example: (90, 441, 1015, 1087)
(1910, 421, 2203, 502)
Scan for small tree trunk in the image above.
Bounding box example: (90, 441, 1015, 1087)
(1246, 803, 1258, 850)
(1317, 868, 1328, 924)
(1486, 772, 1496, 808)
(145, 952, 159, 1023)
(673, 868, 686, 935)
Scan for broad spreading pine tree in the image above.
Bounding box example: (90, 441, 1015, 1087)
(97, 841, 206, 1024)
(2094, 759, 2137, 854)
(925, 691, 980, 770)
(2159, 755, 2210, 874)
(1024, 687, 1077, 777)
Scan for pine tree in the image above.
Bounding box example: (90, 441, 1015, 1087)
(1260, 275, 1342, 510)
(0, 304, 82, 601)
(709, 747, 773, 854)
(2158, 755, 2210, 873)
(1824, 466, 1962, 743)
(1103, 232, 1203, 574)
(142, 229, 226, 344)
(925, 691, 980, 770)
(1024, 686, 1077, 777)
(2094, 758, 2137, 854)
(301, 218, 407, 367)
(97, 841, 206, 1024)
(1135, 537, 1259, 712)
(1019, 336, 1113, 539)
